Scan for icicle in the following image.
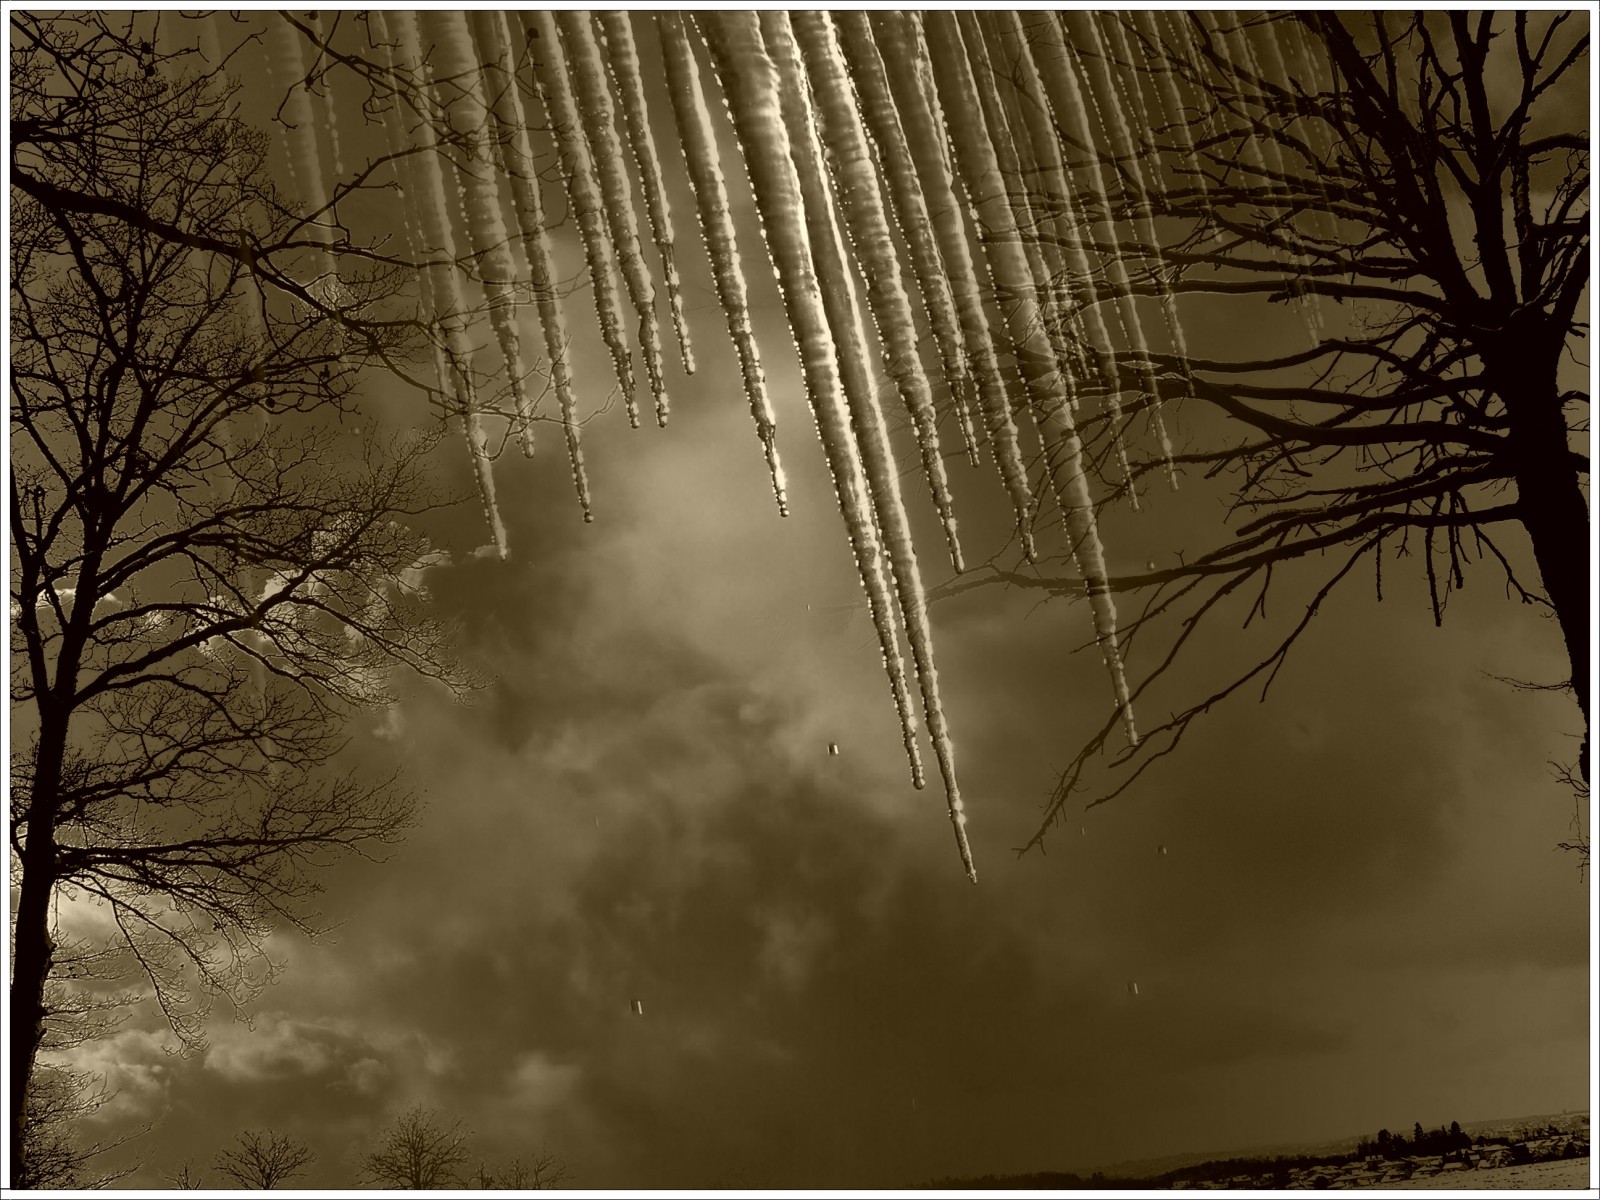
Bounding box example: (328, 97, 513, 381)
(985, 14, 1117, 379)
(697, 11, 927, 795)
(657, 13, 787, 516)
(522, 12, 638, 428)
(967, 14, 1142, 516)
(389, 11, 508, 559)
(1165, 12, 1226, 168)
(1062, 12, 1193, 378)
(1025, 13, 1178, 490)
(925, 12, 1138, 746)
(367, 14, 446, 397)
(833, 14, 980, 471)
(265, 14, 339, 311)
(1097, 14, 1165, 210)
(1251, 12, 1331, 341)
(420, 12, 536, 458)
(1130, 10, 1210, 209)
(958, 14, 1089, 423)
(1283, 17, 1349, 297)
(794, 15, 965, 575)
(1196, 13, 1322, 343)
(302, 11, 345, 181)
(558, 12, 670, 426)
(869, 13, 1036, 562)
(599, 12, 696, 378)
(989, 12, 1175, 488)
(957, 18, 1063, 335)
(766, 10, 975, 880)
(472, 11, 593, 520)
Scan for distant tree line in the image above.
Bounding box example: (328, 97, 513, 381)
(1357, 1120, 1473, 1160)
(160, 1107, 569, 1189)
(926, 1116, 1588, 1190)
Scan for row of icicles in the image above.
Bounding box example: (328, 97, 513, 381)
(219, 10, 1329, 881)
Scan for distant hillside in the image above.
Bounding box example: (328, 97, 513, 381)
(1086, 1110, 1586, 1180)
(922, 1110, 1589, 1190)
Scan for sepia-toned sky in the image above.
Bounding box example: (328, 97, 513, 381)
(40, 9, 1592, 1190)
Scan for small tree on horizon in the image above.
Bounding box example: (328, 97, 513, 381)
(211, 1129, 316, 1190)
(362, 1106, 475, 1190)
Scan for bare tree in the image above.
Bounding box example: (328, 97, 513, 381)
(470, 1148, 573, 1190)
(10, 13, 475, 1182)
(946, 11, 1589, 847)
(163, 1160, 206, 1190)
(13, 1065, 140, 1190)
(211, 1129, 316, 1190)
(361, 1106, 474, 1190)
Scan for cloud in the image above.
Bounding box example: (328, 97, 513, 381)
(504, 1052, 581, 1116)
(53, 1029, 175, 1125)
(756, 908, 832, 991)
(204, 1016, 348, 1083)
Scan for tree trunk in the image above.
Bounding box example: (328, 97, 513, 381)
(9, 726, 62, 1188)
(1507, 367, 1591, 779)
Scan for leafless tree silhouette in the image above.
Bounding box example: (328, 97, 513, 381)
(941, 11, 1589, 849)
(470, 1147, 573, 1190)
(13, 1065, 141, 1190)
(10, 13, 477, 1183)
(361, 1106, 474, 1189)
(211, 1129, 316, 1190)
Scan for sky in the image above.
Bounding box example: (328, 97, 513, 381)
(27, 8, 1595, 1191)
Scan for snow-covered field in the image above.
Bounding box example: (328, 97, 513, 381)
(1377, 1157, 1591, 1189)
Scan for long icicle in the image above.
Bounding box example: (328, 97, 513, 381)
(265, 14, 338, 297)
(985, 15, 1131, 436)
(974, 14, 1141, 508)
(598, 12, 696, 378)
(833, 14, 981, 473)
(1025, 13, 1176, 491)
(1060, 13, 1193, 382)
(420, 12, 536, 457)
(1225, 11, 1321, 343)
(472, 10, 593, 520)
(1250, 11, 1332, 341)
(1195, 14, 1310, 331)
(768, 10, 975, 880)
(522, 11, 637, 426)
(368, 13, 444, 391)
(1097, 14, 1165, 210)
(368, 13, 450, 405)
(794, 14, 965, 576)
(697, 11, 927, 794)
(869, 13, 1036, 562)
(957, 16, 1071, 355)
(558, 11, 670, 426)
(1130, 10, 1211, 212)
(925, 12, 1138, 747)
(657, 13, 788, 516)
(302, 12, 346, 181)
(1282, 18, 1350, 297)
(390, 11, 508, 558)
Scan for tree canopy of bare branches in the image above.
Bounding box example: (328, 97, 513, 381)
(9, 13, 476, 1183)
(211, 1129, 316, 1190)
(942, 11, 1589, 848)
(361, 1106, 475, 1190)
